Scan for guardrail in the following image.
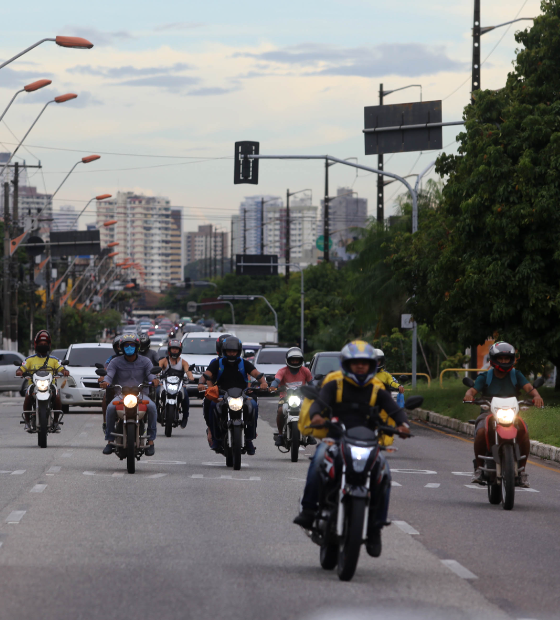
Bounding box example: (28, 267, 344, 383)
(398, 372, 431, 388)
(439, 368, 486, 388)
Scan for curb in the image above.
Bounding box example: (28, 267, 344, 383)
(410, 408, 560, 465)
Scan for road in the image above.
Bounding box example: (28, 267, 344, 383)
(0, 395, 556, 620)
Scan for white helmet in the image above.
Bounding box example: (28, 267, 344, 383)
(375, 348, 385, 370)
(286, 347, 304, 369)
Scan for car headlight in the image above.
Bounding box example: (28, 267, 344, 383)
(287, 395, 301, 408)
(123, 394, 138, 408)
(228, 397, 244, 411)
(496, 408, 516, 424)
(35, 379, 51, 392)
(350, 445, 373, 473)
(65, 376, 77, 388)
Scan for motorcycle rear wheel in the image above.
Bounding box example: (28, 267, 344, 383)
(38, 402, 48, 448)
(501, 444, 515, 510)
(126, 424, 136, 474)
(165, 405, 175, 438)
(232, 426, 242, 471)
(290, 421, 300, 463)
(337, 497, 365, 581)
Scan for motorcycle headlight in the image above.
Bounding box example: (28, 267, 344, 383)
(350, 445, 373, 473)
(228, 397, 243, 411)
(123, 394, 138, 408)
(35, 379, 51, 392)
(287, 395, 301, 408)
(496, 408, 516, 425)
(166, 382, 179, 394)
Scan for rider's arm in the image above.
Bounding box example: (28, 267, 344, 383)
(249, 369, 267, 388)
(465, 373, 485, 401)
(158, 358, 167, 369)
(376, 389, 409, 428)
(182, 359, 194, 381)
(522, 382, 544, 407)
(204, 360, 219, 387)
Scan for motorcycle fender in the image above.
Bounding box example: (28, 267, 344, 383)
(36, 391, 50, 401)
(287, 415, 299, 424)
(336, 469, 346, 537)
(344, 485, 368, 499)
(496, 425, 517, 440)
(282, 403, 289, 414)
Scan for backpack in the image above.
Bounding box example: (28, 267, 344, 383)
(216, 357, 247, 385)
(482, 368, 519, 394)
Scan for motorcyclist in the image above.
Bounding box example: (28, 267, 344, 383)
(100, 335, 123, 433)
(463, 341, 543, 488)
(293, 340, 410, 558)
(158, 339, 194, 429)
(16, 330, 69, 432)
(139, 333, 159, 365)
(100, 333, 160, 456)
(270, 347, 316, 447)
(375, 349, 405, 394)
(203, 336, 267, 455)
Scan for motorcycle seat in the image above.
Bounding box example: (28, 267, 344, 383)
(345, 426, 377, 443)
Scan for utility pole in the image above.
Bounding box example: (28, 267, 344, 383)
(377, 83, 384, 224)
(324, 159, 330, 263)
(260, 197, 264, 254)
(230, 217, 234, 274)
(472, 0, 481, 103)
(243, 208, 247, 254)
(3, 182, 11, 350)
(285, 189, 290, 281)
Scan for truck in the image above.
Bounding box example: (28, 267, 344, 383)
(223, 324, 278, 344)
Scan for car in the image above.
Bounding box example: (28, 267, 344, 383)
(180, 332, 224, 399)
(253, 347, 291, 384)
(242, 342, 262, 363)
(59, 343, 114, 412)
(179, 317, 192, 325)
(308, 351, 340, 385)
(0, 350, 27, 395)
(182, 324, 206, 333)
(149, 335, 168, 349)
(51, 349, 68, 362)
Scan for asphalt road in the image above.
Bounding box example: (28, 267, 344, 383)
(0, 394, 556, 620)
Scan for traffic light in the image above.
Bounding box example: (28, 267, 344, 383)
(234, 141, 259, 185)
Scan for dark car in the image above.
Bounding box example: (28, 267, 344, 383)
(308, 351, 340, 385)
(51, 348, 68, 362)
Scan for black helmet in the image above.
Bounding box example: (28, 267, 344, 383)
(222, 336, 242, 364)
(216, 333, 232, 356)
(489, 341, 516, 373)
(168, 339, 182, 358)
(138, 332, 151, 353)
(286, 347, 304, 369)
(120, 333, 140, 355)
(113, 335, 123, 356)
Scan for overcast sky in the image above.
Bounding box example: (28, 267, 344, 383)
(0, 0, 542, 233)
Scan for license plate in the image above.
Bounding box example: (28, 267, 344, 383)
(91, 390, 104, 400)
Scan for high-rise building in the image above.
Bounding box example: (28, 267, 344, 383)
(169, 209, 183, 286)
(96, 191, 180, 293)
(320, 187, 367, 258)
(184, 224, 228, 277)
(51, 205, 78, 232)
(238, 195, 283, 255)
(18, 185, 52, 232)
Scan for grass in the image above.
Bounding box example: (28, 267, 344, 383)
(407, 379, 560, 448)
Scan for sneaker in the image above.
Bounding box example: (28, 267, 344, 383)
(210, 440, 220, 451)
(306, 436, 317, 446)
(293, 509, 315, 529)
(52, 424, 61, 433)
(471, 468, 484, 485)
(102, 444, 113, 455)
(274, 434, 285, 447)
(245, 439, 256, 455)
(145, 443, 155, 457)
(366, 529, 382, 557)
(517, 472, 530, 488)
(24, 423, 32, 433)
(181, 416, 189, 429)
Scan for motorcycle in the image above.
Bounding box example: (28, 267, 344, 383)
(463, 376, 543, 510)
(276, 387, 308, 462)
(298, 384, 422, 581)
(96, 365, 162, 474)
(158, 372, 184, 437)
(15, 360, 68, 448)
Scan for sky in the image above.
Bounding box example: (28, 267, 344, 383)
(0, 0, 543, 234)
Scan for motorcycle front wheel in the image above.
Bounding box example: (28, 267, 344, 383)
(38, 402, 48, 448)
(290, 421, 300, 463)
(232, 425, 242, 471)
(126, 424, 136, 474)
(337, 497, 365, 581)
(501, 444, 515, 510)
(320, 541, 338, 570)
(165, 405, 175, 438)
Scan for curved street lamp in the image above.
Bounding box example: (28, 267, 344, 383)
(67, 193, 111, 229)
(0, 36, 93, 70)
(0, 79, 52, 124)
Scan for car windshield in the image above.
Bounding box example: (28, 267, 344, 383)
(256, 350, 287, 364)
(155, 329, 168, 335)
(182, 338, 218, 355)
(314, 355, 340, 376)
(67, 347, 112, 367)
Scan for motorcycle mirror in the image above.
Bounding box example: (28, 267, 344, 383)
(61, 359, 69, 365)
(403, 395, 424, 410)
(300, 385, 320, 400)
(151, 366, 163, 374)
(399, 375, 409, 384)
(462, 377, 475, 388)
(95, 369, 107, 377)
(532, 376, 545, 389)
(313, 373, 324, 381)
(188, 364, 196, 371)
(94, 363, 104, 369)
(13, 361, 21, 367)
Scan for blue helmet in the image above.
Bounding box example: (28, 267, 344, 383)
(340, 340, 378, 387)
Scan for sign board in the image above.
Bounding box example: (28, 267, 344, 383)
(364, 100, 442, 155)
(316, 235, 333, 252)
(401, 314, 414, 329)
(234, 141, 259, 185)
(50, 230, 101, 258)
(187, 301, 198, 313)
(236, 254, 278, 276)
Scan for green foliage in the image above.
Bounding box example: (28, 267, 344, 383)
(57, 308, 121, 348)
(372, 328, 411, 373)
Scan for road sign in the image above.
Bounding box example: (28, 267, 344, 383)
(50, 230, 101, 257)
(364, 100, 443, 155)
(187, 301, 197, 313)
(236, 254, 278, 276)
(401, 314, 414, 329)
(234, 141, 259, 185)
(316, 235, 333, 252)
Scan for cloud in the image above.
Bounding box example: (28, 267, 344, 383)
(61, 26, 134, 46)
(154, 22, 205, 31)
(236, 43, 465, 78)
(116, 75, 201, 93)
(19, 90, 103, 106)
(0, 67, 54, 89)
(68, 62, 194, 78)
(186, 86, 240, 96)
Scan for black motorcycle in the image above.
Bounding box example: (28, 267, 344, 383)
(158, 371, 184, 437)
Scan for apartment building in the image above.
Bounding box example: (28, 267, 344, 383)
(170, 209, 183, 285)
(320, 187, 368, 258)
(184, 224, 228, 266)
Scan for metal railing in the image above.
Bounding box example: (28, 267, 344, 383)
(439, 368, 486, 388)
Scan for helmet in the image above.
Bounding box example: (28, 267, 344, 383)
(488, 341, 516, 373)
(113, 335, 123, 356)
(286, 347, 304, 369)
(138, 332, 151, 353)
(168, 339, 182, 357)
(34, 330, 51, 356)
(375, 348, 385, 370)
(120, 333, 140, 356)
(340, 340, 378, 387)
(222, 336, 242, 364)
(216, 333, 232, 356)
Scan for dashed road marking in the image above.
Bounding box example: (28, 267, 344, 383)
(112, 472, 125, 478)
(393, 520, 419, 535)
(139, 460, 186, 465)
(47, 466, 60, 474)
(391, 469, 437, 475)
(190, 474, 260, 481)
(391, 481, 402, 487)
(288, 477, 307, 481)
(441, 559, 477, 579)
(453, 472, 474, 476)
(147, 473, 167, 479)
(61, 452, 73, 458)
(6, 511, 26, 524)
(30, 484, 47, 493)
(202, 461, 248, 468)
(220, 475, 233, 479)
(425, 483, 441, 488)
(464, 484, 486, 490)
(518, 488, 539, 493)
(11, 470, 25, 475)
(191, 474, 204, 479)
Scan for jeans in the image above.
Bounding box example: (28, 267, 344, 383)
(209, 397, 258, 442)
(105, 397, 157, 442)
(301, 440, 391, 528)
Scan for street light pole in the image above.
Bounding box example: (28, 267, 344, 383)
(0, 36, 93, 71)
(219, 294, 278, 334)
(0, 80, 52, 124)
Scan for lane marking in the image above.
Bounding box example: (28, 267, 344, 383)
(288, 477, 307, 481)
(191, 474, 204, 479)
(202, 461, 248, 468)
(392, 468, 436, 475)
(111, 473, 125, 478)
(391, 481, 402, 487)
(30, 484, 47, 493)
(83, 471, 96, 476)
(189, 474, 260, 481)
(220, 475, 233, 479)
(518, 488, 539, 493)
(0, 471, 12, 474)
(147, 473, 167, 479)
(452, 472, 473, 476)
(464, 484, 486, 490)
(79, 432, 87, 438)
(425, 483, 440, 488)
(441, 559, 477, 579)
(249, 476, 261, 481)
(11, 470, 25, 475)
(138, 460, 186, 465)
(61, 452, 73, 458)
(6, 511, 26, 524)
(47, 466, 60, 474)
(393, 520, 419, 535)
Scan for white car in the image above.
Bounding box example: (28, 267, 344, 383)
(59, 343, 114, 412)
(0, 350, 27, 394)
(180, 332, 224, 399)
(253, 347, 291, 383)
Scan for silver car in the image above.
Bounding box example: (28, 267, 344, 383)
(0, 350, 26, 395)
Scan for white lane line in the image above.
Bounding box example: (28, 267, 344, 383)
(11, 470, 25, 475)
(83, 471, 96, 476)
(0, 471, 12, 474)
(453, 472, 474, 476)
(425, 483, 441, 488)
(518, 488, 539, 493)
(191, 474, 204, 479)
(393, 520, 419, 535)
(111, 473, 125, 478)
(391, 481, 402, 487)
(220, 475, 233, 479)
(391, 469, 437, 475)
(201, 461, 248, 468)
(79, 432, 87, 438)
(464, 484, 486, 490)
(30, 484, 47, 493)
(139, 460, 186, 465)
(61, 452, 73, 458)
(6, 511, 26, 524)
(47, 466, 60, 474)
(441, 559, 477, 580)
(147, 473, 167, 479)
(249, 476, 261, 481)
(288, 477, 307, 481)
